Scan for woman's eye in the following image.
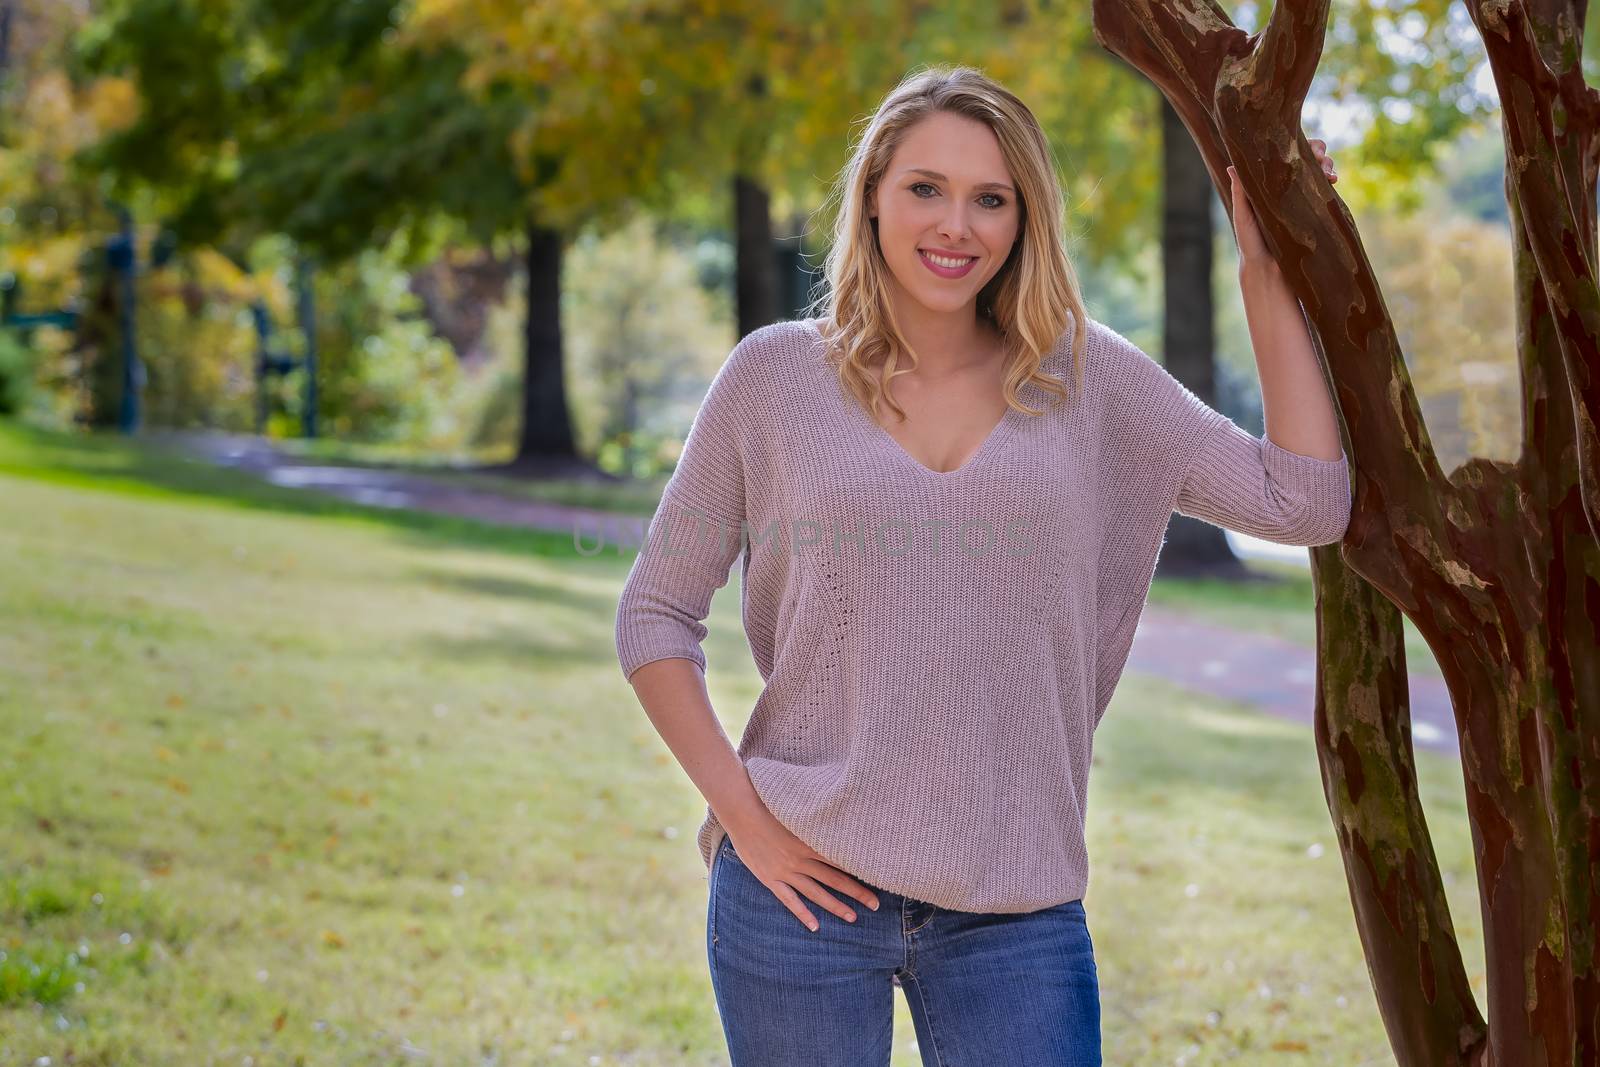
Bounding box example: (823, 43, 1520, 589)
(910, 182, 1006, 210)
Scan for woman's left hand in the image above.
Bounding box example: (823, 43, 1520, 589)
(1228, 139, 1337, 268)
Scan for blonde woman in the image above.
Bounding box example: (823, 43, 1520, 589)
(616, 65, 1348, 1067)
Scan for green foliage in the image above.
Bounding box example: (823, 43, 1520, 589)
(61, 231, 479, 445)
(77, 0, 525, 264)
(134, 257, 259, 432)
(301, 248, 464, 445)
(0, 330, 39, 415)
(1316, 2, 1498, 214)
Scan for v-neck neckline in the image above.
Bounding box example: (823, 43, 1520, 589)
(805, 317, 1017, 479)
(870, 401, 1015, 477)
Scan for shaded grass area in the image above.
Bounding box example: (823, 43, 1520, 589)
(1, 418, 1481, 1064)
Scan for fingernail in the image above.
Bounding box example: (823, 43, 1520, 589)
(845, 912, 857, 922)
(869, 900, 880, 911)
(807, 920, 818, 932)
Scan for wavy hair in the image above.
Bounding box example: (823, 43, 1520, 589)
(804, 65, 1087, 425)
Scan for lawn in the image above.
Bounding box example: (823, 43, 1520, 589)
(0, 419, 1482, 1065)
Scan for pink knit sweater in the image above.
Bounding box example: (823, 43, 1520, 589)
(614, 315, 1351, 913)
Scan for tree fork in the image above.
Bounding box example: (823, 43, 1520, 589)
(1092, 1, 1600, 1062)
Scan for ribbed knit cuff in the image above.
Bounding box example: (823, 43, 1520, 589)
(622, 649, 707, 683)
(1261, 436, 1350, 501)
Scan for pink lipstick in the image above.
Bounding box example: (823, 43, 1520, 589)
(918, 248, 978, 279)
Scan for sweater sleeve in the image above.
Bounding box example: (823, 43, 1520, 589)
(614, 338, 752, 683)
(1177, 418, 1352, 547)
(1102, 321, 1352, 547)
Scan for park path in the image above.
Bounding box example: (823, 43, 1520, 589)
(148, 428, 1459, 756)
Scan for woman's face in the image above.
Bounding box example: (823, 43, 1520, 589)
(868, 110, 1021, 319)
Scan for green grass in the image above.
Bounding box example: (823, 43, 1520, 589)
(0, 420, 599, 560)
(0, 419, 1483, 1064)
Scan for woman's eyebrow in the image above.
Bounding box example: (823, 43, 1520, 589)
(902, 167, 1015, 193)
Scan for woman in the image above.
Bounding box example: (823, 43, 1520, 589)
(615, 66, 1349, 1067)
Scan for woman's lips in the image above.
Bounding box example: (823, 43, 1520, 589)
(918, 249, 977, 278)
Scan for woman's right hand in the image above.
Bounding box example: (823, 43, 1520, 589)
(724, 816, 882, 932)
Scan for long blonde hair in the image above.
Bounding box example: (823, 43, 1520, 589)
(805, 65, 1088, 424)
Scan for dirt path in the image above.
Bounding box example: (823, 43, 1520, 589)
(146, 428, 635, 535)
(149, 429, 1458, 756)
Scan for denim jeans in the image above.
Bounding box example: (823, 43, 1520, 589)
(706, 834, 1101, 1066)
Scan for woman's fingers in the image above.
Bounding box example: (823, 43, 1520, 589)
(1308, 138, 1338, 182)
(792, 872, 861, 923)
(804, 860, 882, 913)
(767, 879, 822, 931)
(768, 873, 857, 932)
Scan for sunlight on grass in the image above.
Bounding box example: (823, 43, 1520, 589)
(1181, 704, 1304, 741)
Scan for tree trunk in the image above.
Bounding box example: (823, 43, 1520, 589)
(732, 69, 777, 337)
(735, 173, 778, 339)
(1156, 93, 1249, 579)
(515, 218, 577, 466)
(1093, 2, 1600, 1064)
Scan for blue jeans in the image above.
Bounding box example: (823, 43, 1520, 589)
(706, 834, 1102, 1066)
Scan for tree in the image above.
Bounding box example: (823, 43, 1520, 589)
(1093, 1, 1599, 1063)
(75, 0, 547, 455)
